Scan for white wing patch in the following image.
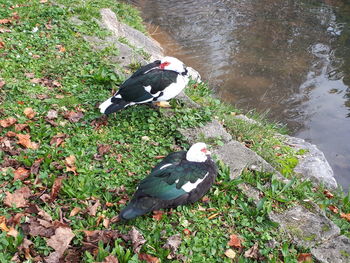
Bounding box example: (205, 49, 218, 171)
(159, 163, 173, 170)
(144, 85, 152, 93)
(181, 172, 209, 192)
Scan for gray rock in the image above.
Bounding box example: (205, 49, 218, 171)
(100, 8, 164, 61)
(311, 235, 350, 263)
(282, 135, 337, 189)
(233, 114, 259, 125)
(269, 204, 340, 248)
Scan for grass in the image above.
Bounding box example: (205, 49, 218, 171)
(0, 0, 349, 262)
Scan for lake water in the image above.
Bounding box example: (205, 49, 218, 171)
(127, 0, 350, 191)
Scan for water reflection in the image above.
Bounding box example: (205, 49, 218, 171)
(128, 0, 350, 190)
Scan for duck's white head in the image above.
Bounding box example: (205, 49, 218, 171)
(159, 56, 187, 74)
(186, 142, 211, 163)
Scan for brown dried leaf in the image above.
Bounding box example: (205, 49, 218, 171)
(17, 238, 33, 261)
(46, 227, 75, 258)
(0, 27, 11, 33)
(0, 19, 12, 24)
(56, 45, 65, 52)
(98, 144, 111, 155)
(47, 110, 58, 120)
(127, 227, 146, 253)
(328, 205, 339, 214)
(162, 234, 181, 257)
(83, 230, 120, 245)
(88, 199, 100, 216)
(13, 167, 30, 181)
(0, 41, 4, 49)
(152, 210, 164, 221)
(6, 131, 17, 137)
(17, 134, 36, 149)
(15, 123, 29, 132)
(154, 155, 166, 159)
(64, 110, 84, 123)
(340, 212, 350, 222)
(91, 116, 108, 130)
(69, 207, 81, 217)
(323, 190, 334, 199)
(50, 133, 67, 147)
(0, 117, 17, 127)
(297, 253, 313, 262)
(7, 227, 19, 237)
(228, 234, 242, 248)
(50, 177, 63, 201)
(138, 253, 160, 263)
(30, 157, 44, 176)
(65, 155, 77, 174)
(244, 243, 260, 259)
(24, 107, 36, 119)
(224, 249, 236, 259)
(103, 255, 119, 263)
(4, 186, 31, 208)
(23, 217, 54, 237)
(103, 217, 110, 228)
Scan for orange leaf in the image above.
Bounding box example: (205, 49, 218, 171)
(6, 131, 17, 137)
(154, 155, 166, 159)
(0, 41, 4, 49)
(152, 210, 164, 221)
(24, 107, 36, 119)
(183, 228, 191, 235)
(340, 213, 350, 222)
(13, 167, 30, 181)
(297, 253, 313, 262)
(0, 216, 10, 232)
(17, 133, 36, 149)
(228, 234, 242, 248)
(0, 19, 12, 24)
(0, 117, 17, 127)
(323, 190, 334, 199)
(328, 205, 339, 214)
(138, 253, 160, 263)
(69, 207, 81, 217)
(65, 155, 77, 174)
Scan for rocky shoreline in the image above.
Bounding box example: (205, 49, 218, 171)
(74, 8, 349, 263)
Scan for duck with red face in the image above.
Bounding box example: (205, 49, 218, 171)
(99, 56, 191, 114)
(119, 142, 217, 220)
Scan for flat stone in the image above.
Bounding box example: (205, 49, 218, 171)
(311, 235, 350, 263)
(269, 204, 340, 248)
(282, 135, 337, 189)
(100, 8, 163, 61)
(180, 120, 232, 144)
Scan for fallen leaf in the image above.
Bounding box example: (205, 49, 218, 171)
(154, 155, 166, 159)
(7, 227, 18, 237)
(4, 186, 31, 208)
(24, 72, 35, 78)
(0, 117, 17, 127)
(69, 207, 81, 217)
(15, 123, 29, 132)
(6, 131, 17, 137)
(83, 230, 120, 248)
(138, 253, 159, 263)
(88, 199, 100, 216)
(17, 134, 37, 149)
(30, 157, 44, 175)
(0, 41, 5, 49)
(225, 249, 236, 259)
(0, 79, 5, 88)
(64, 110, 84, 123)
(22, 217, 54, 237)
(0, 19, 12, 24)
(50, 177, 63, 201)
(17, 238, 33, 260)
(328, 205, 339, 214)
(13, 167, 30, 181)
(103, 217, 110, 228)
(98, 144, 111, 155)
(65, 155, 77, 174)
(102, 255, 119, 263)
(7, 213, 24, 226)
(162, 234, 181, 258)
(50, 133, 67, 147)
(0, 27, 11, 33)
(126, 227, 146, 253)
(340, 213, 350, 222)
(91, 116, 108, 130)
(24, 107, 36, 119)
(46, 227, 75, 259)
(56, 45, 65, 52)
(244, 243, 260, 259)
(40, 0, 48, 3)
(297, 253, 313, 262)
(0, 216, 10, 232)
(47, 110, 58, 120)
(323, 190, 334, 199)
(152, 210, 164, 221)
(183, 228, 191, 235)
(228, 234, 242, 248)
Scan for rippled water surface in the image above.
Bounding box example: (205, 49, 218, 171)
(128, 0, 350, 190)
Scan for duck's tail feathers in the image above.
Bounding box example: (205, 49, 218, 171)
(99, 96, 129, 114)
(119, 197, 159, 220)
